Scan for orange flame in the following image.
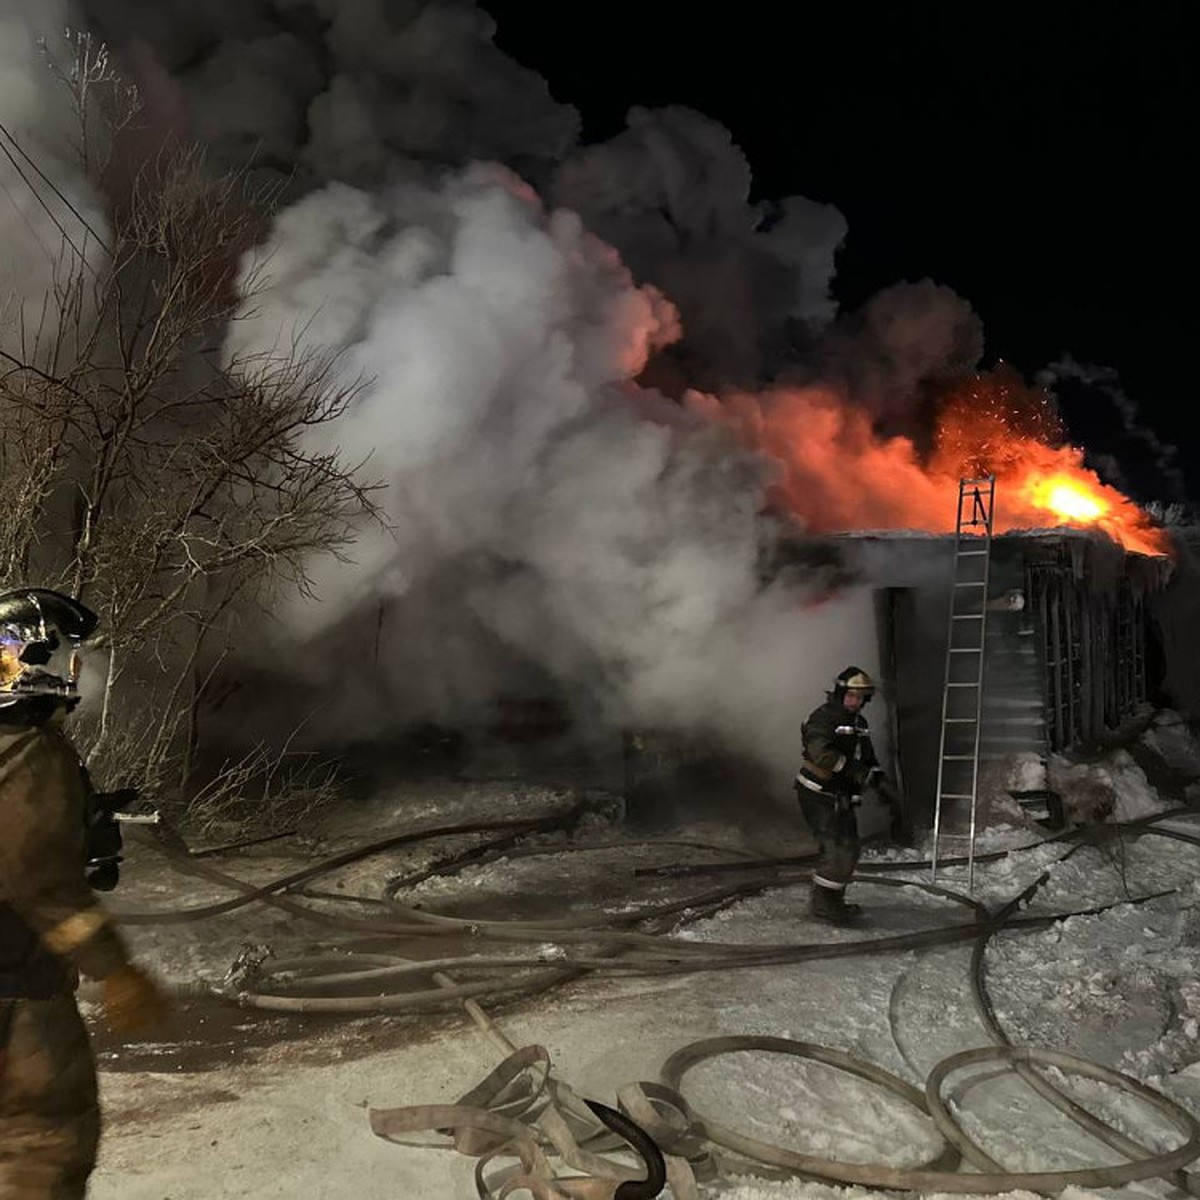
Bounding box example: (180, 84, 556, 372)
(686, 367, 1172, 558)
(1029, 476, 1104, 522)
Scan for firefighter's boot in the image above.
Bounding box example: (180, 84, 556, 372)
(810, 881, 861, 924)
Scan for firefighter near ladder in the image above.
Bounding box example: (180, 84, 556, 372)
(794, 667, 908, 924)
(1, 587, 170, 1198)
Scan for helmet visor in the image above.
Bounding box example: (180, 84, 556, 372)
(0, 625, 82, 696)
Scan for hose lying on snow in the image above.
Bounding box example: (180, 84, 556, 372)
(126, 799, 1200, 1193)
(231, 815, 1195, 1014)
(120, 802, 1200, 1025)
(369, 1042, 674, 1200)
(661, 1037, 1200, 1193)
(367, 1032, 1200, 1197)
(966, 832, 1200, 1197)
(581, 1101, 666, 1200)
(361, 811, 1200, 1195)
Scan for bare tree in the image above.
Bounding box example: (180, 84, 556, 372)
(0, 38, 381, 806)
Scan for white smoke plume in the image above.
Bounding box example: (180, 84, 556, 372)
(0, 0, 109, 362)
(223, 164, 883, 777)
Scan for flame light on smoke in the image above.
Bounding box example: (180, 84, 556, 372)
(693, 366, 1172, 558)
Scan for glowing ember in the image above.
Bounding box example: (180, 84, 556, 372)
(687, 366, 1172, 558)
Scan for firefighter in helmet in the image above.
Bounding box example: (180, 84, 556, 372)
(1, 587, 169, 1197)
(795, 666, 905, 923)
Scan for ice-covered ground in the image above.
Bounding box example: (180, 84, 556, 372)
(88, 713, 1200, 1198)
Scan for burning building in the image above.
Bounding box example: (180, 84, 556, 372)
(794, 525, 1173, 834)
(627, 367, 1182, 835)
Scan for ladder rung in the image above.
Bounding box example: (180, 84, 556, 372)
(952, 614, 984, 620)
(949, 647, 982, 654)
(955, 549, 990, 556)
(947, 682, 979, 688)
(954, 581, 987, 587)
(945, 718, 977, 723)
(942, 755, 977, 761)
(938, 793, 976, 801)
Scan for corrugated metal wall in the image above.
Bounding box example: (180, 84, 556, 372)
(978, 548, 1049, 763)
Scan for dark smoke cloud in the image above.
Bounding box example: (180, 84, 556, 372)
(75, 0, 974, 399)
(818, 278, 985, 425)
(79, 0, 579, 182)
(550, 104, 848, 391)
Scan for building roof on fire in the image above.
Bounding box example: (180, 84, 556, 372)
(765, 525, 1175, 594)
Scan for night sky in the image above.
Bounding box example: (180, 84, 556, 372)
(483, 4, 1193, 502)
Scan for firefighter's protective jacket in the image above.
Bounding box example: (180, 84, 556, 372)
(0, 723, 132, 998)
(795, 698, 878, 799)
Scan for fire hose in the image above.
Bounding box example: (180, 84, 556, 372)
(222, 817, 1190, 1008)
(369, 1043, 670, 1200)
(116, 804, 1200, 1194)
(965, 831, 1200, 1197)
(363, 822, 1200, 1196)
(655, 1037, 1200, 1193)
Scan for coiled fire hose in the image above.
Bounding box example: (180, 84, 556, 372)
(369, 1042, 672, 1200)
(115, 803, 1200, 1194)
(657, 1037, 1200, 1193)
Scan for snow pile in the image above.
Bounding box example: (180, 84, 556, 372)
(900, 839, 1068, 910)
(1050, 748, 1168, 824)
(1036, 830, 1200, 910)
(1140, 710, 1200, 779)
(1006, 751, 1049, 794)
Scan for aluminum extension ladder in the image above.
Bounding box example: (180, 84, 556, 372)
(931, 476, 996, 891)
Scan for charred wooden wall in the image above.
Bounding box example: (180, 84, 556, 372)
(1022, 540, 1158, 751)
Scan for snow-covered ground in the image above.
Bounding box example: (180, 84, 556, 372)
(88, 713, 1200, 1199)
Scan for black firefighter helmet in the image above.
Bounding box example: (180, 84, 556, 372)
(0, 587, 98, 712)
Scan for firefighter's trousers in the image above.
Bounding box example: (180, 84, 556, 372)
(795, 786, 861, 887)
(0, 994, 99, 1200)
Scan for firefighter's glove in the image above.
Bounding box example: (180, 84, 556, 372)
(870, 776, 911, 843)
(102, 965, 171, 1035)
(847, 764, 874, 793)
